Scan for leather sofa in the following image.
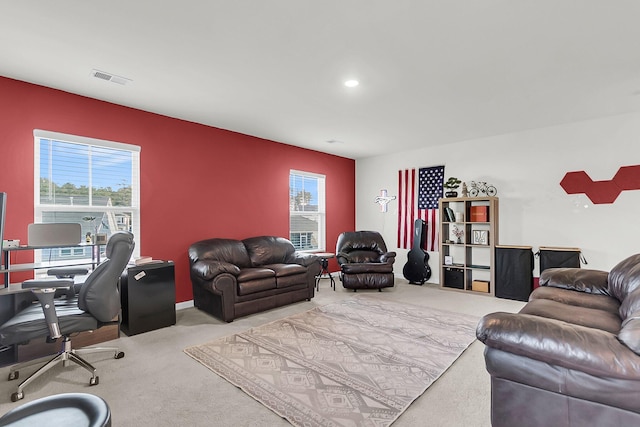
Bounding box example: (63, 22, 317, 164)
(476, 253, 640, 427)
(335, 231, 396, 291)
(188, 236, 320, 322)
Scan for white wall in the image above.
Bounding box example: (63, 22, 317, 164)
(356, 111, 640, 283)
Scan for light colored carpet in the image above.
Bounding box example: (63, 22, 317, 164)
(185, 296, 479, 427)
(0, 282, 525, 426)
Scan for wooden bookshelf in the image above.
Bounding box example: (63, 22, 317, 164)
(439, 197, 499, 296)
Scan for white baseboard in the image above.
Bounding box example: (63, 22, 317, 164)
(176, 300, 194, 310)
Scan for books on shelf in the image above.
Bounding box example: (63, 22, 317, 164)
(444, 207, 456, 222)
(470, 206, 489, 222)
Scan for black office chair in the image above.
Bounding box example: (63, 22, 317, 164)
(0, 231, 134, 402)
(0, 393, 111, 427)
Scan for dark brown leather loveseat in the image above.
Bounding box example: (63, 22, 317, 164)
(476, 253, 640, 427)
(189, 236, 320, 322)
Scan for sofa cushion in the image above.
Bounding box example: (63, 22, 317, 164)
(539, 268, 609, 294)
(264, 263, 307, 277)
(529, 286, 620, 313)
(243, 236, 295, 266)
(608, 253, 640, 303)
(262, 264, 308, 288)
(237, 278, 277, 296)
(237, 267, 275, 282)
(189, 238, 252, 268)
(275, 272, 308, 288)
(519, 299, 622, 334)
(236, 268, 276, 296)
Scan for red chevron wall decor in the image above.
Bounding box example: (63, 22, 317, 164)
(560, 165, 640, 204)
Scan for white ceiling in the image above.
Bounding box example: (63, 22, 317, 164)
(3, 1, 640, 159)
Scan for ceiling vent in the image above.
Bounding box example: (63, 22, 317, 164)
(91, 69, 132, 85)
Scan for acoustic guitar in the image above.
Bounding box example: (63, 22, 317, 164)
(402, 219, 432, 285)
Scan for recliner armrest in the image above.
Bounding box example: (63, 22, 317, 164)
(539, 268, 609, 295)
(477, 312, 640, 379)
(380, 252, 396, 263)
(336, 252, 349, 265)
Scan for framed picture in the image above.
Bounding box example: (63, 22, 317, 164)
(473, 230, 488, 245)
(444, 255, 453, 265)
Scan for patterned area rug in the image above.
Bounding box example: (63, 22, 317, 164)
(184, 297, 479, 427)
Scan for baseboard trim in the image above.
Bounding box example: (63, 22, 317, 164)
(176, 300, 194, 311)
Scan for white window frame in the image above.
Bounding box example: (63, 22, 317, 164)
(33, 130, 141, 259)
(289, 170, 326, 252)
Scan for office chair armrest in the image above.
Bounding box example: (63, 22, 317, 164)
(23, 279, 75, 290)
(47, 266, 89, 279)
(23, 279, 74, 339)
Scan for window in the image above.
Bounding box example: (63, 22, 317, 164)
(34, 130, 141, 260)
(289, 170, 325, 251)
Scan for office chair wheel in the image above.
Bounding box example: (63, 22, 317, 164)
(11, 392, 24, 402)
(89, 376, 99, 386)
(115, 351, 125, 359)
(8, 371, 18, 381)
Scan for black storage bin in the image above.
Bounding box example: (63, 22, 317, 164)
(538, 246, 582, 275)
(443, 267, 464, 289)
(495, 245, 534, 301)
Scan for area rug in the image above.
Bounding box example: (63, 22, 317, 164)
(184, 297, 479, 427)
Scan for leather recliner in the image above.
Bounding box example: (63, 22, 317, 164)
(335, 231, 396, 291)
(476, 253, 640, 427)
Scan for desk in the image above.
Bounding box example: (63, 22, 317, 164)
(314, 252, 336, 291)
(2, 243, 101, 287)
(0, 243, 105, 366)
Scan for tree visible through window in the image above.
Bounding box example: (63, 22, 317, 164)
(289, 170, 325, 251)
(34, 130, 141, 260)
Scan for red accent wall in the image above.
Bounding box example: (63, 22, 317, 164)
(0, 77, 355, 302)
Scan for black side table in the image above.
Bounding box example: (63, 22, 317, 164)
(120, 261, 176, 335)
(314, 252, 336, 291)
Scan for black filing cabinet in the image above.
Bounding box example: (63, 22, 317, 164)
(120, 261, 176, 335)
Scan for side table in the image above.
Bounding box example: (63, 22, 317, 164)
(314, 252, 336, 291)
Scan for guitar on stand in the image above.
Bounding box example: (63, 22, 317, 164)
(402, 219, 432, 285)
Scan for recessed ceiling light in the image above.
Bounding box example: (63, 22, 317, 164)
(326, 139, 345, 144)
(344, 80, 359, 88)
